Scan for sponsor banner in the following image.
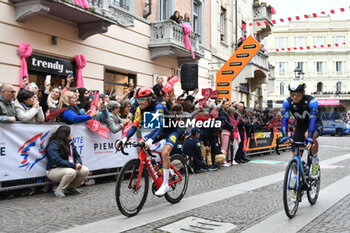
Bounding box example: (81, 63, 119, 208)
(0, 123, 143, 182)
(247, 127, 275, 150)
(318, 100, 340, 106)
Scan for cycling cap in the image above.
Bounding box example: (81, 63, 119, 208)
(288, 79, 306, 92)
(136, 87, 153, 99)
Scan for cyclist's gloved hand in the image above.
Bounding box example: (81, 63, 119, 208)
(145, 138, 153, 149)
(117, 138, 128, 149)
(281, 137, 291, 143)
(306, 137, 314, 145)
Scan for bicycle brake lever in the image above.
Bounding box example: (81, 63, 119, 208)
(121, 147, 129, 156)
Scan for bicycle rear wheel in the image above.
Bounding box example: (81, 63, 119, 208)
(307, 169, 321, 205)
(283, 160, 300, 218)
(165, 154, 189, 204)
(115, 159, 149, 217)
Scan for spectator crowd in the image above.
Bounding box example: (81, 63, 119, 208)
(0, 74, 288, 197)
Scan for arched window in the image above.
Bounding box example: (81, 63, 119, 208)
(336, 81, 342, 93)
(280, 82, 285, 95)
(317, 82, 323, 93)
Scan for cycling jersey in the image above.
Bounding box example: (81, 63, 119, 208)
(281, 94, 322, 141)
(125, 100, 179, 147)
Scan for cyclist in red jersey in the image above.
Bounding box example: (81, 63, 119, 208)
(118, 87, 179, 196)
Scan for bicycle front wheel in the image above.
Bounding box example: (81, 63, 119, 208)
(115, 159, 149, 217)
(307, 169, 321, 205)
(165, 154, 189, 204)
(283, 160, 300, 218)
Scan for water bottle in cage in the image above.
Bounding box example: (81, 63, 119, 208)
(151, 159, 158, 171)
(157, 162, 163, 177)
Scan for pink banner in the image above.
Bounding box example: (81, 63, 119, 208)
(318, 100, 340, 106)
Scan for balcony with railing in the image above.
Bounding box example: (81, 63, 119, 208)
(253, 4, 273, 40)
(148, 20, 205, 63)
(235, 51, 269, 90)
(9, 0, 134, 40)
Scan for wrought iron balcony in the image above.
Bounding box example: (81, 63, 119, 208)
(9, 0, 134, 40)
(253, 4, 273, 39)
(148, 20, 205, 63)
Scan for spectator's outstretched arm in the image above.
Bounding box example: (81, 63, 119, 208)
(62, 109, 91, 123)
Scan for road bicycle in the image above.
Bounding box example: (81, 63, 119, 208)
(115, 141, 189, 217)
(283, 141, 321, 218)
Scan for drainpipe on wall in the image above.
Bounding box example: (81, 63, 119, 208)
(235, 0, 238, 50)
(143, 0, 152, 19)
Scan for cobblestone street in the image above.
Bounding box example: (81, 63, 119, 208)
(1, 136, 350, 233)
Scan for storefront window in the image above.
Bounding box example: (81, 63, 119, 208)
(105, 70, 136, 95)
(27, 54, 74, 89)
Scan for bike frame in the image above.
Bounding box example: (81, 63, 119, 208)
(134, 148, 183, 191)
(287, 143, 310, 192)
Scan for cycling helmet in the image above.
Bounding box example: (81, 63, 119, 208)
(288, 79, 306, 92)
(135, 87, 153, 99)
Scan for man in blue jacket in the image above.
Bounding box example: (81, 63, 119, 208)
(183, 128, 208, 173)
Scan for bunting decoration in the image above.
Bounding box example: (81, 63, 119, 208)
(242, 7, 350, 29)
(272, 42, 347, 52)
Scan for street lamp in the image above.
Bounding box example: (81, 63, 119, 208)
(294, 67, 305, 79)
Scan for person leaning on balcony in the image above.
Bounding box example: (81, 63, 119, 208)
(14, 90, 44, 123)
(0, 83, 16, 123)
(46, 125, 89, 198)
(183, 13, 191, 25)
(170, 11, 180, 23)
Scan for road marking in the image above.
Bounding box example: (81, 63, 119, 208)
(320, 145, 350, 150)
(250, 160, 282, 164)
(242, 174, 350, 233)
(159, 216, 236, 233)
(59, 153, 350, 233)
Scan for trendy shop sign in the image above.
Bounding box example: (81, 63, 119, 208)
(28, 54, 74, 75)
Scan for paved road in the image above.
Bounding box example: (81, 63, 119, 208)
(0, 136, 349, 233)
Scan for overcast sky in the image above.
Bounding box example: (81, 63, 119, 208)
(267, 0, 350, 21)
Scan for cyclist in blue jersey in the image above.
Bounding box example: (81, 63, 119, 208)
(118, 87, 179, 196)
(281, 80, 323, 179)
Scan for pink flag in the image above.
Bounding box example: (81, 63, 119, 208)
(162, 75, 180, 93)
(198, 98, 207, 107)
(202, 88, 212, 98)
(44, 108, 67, 122)
(89, 91, 99, 113)
(122, 121, 132, 138)
(86, 120, 110, 139)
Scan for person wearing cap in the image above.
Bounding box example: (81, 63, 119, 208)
(281, 79, 323, 180)
(105, 101, 130, 133)
(118, 87, 180, 196)
(183, 128, 208, 173)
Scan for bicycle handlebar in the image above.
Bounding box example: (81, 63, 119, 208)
(116, 141, 156, 157)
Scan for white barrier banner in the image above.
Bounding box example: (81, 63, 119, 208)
(0, 123, 140, 182)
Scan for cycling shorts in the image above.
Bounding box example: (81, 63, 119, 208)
(292, 120, 323, 143)
(152, 130, 179, 148)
